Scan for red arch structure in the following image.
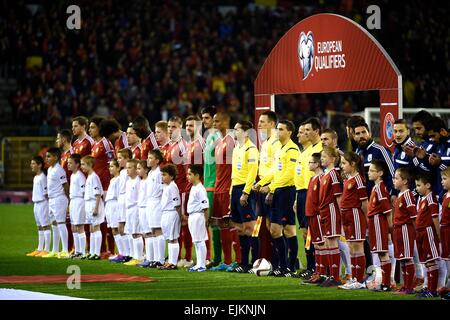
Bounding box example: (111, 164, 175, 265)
(254, 13, 402, 149)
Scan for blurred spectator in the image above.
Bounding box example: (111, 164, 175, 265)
(0, 0, 447, 133)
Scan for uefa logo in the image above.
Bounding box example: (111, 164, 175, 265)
(383, 112, 395, 147)
(298, 31, 314, 80)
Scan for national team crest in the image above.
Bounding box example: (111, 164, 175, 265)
(348, 183, 353, 190)
(421, 203, 425, 210)
(313, 185, 317, 191)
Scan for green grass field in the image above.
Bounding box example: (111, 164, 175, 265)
(0, 204, 432, 300)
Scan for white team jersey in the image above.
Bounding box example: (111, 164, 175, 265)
(138, 177, 148, 207)
(69, 170, 86, 199)
(187, 183, 209, 214)
(47, 163, 67, 199)
(118, 169, 128, 195)
(147, 167, 163, 200)
(84, 172, 103, 201)
(161, 181, 180, 212)
(105, 176, 120, 202)
(32, 172, 47, 202)
(125, 176, 141, 208)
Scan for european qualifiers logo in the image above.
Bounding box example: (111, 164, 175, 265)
(298, 31, 314, 80)
(298, 30, 347, 81)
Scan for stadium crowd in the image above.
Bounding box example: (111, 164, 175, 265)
(0, 0, 448, 132)
(26, 108, 450, 299)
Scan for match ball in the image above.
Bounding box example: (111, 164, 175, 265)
(252, 258, 272, 277)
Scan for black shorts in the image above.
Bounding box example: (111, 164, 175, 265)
(270, 186, 296, 226)
(257, 187, 271, 218)
(296, 189, 308, 229)
(230, 184, 256, 224)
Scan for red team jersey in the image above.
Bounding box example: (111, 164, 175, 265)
(214, 133, 234, 194)
(72, 135, 95, 157)
(141, 132, 159, 160)
(442, 192, 450, 226)
(60, 147, 74, 182)
(91, 137, 115, 190)
(186, 137, 205, 191)
(340, 173, 367, 209)
(114, 131, 129, 157)
(130, 144, 142, 160)
(305, 174, 322, 217)
(393, 189, 417, 226)
(318, 168, 342, 212)
(416, 192, 439, 230)
(367, 181, 392, 217)
(165, 137, 189, 193)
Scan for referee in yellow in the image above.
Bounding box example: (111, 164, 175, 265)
(230, 120, 259, 273)
(265, 120, 300, 276)
(294, 117, 323, 279)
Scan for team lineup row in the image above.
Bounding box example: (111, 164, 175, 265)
(26, 108, 450, 299)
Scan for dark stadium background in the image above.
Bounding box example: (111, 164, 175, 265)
(0, 0, 448, 191)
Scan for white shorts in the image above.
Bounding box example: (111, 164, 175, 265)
(33, 200, 50, 227)
(118, 194, 126, 222)
(105, 199, 119, 228)
(48, 195, 68, 223)
(161, 210, 181, 241)
(85, 199, 105, 226)
(139, 207, 151, 234)
(69, 197, 86, 225)
(147, 199, 162, 229)
(188, 212, 208, 243)
(125, 206, 140, 235)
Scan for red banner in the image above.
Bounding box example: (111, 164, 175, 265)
(254, 13, 402, 150)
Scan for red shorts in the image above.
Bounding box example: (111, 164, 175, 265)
(212, 192, 230, 218)
(307, 215, 324, 245)
(416, 226, 440, 263)
(342, 208, 367, 242)
(393, 224, 415, 260)
(441, 225, 450, 260)
(320, 202, 341, 238)
(368, 214, 389, 252)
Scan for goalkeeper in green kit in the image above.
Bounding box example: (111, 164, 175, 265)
(201, 106, 222, 267)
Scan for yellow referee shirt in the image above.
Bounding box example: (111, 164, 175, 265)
(231, 139, 259, 194)
(257, 134, 281, 186)
(294, 141, 323, 190)
(268, 139, 300, 192)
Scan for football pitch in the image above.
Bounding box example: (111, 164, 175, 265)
(0, 204, 429, 300)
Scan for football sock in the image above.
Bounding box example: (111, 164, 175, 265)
(273, 236, 288, 270)
(239, 235, 250, 266)
(205, 228, 212, 261)
(94, 230, 102, 256)
(438, 259, 447, 289)
(113, 234, 123, 255)
(305, 240, 315, 271)
(145, 237, 154, 261)
(57, 223, 69, 252)
(52, 225, 60, 252)
(157, 235, 166, 264)
(72, 232, 79, 254)
(211, 226, 222, 264)
(329, 247, 341, 280)
(43, 230, 51, 252)
(271, 238, 280, 269)
(339, 240, 351, 276)
(250, 236, 260, 264)
(37, 231, 44, 251)
(79, 232, 86, 254)
(427, 263, 439, 292)
(388, 242, 396, 283)
(134, 237, 143, 260)
(380, 259, 392, 286)
(232, 229, 241, 264)
(168, 242, 180, 265)
(220, 228, 233, 265)
(286, 235, 298, 272)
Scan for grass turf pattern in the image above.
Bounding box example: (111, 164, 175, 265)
(0, 204, 432, 300)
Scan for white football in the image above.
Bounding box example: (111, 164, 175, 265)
(252, 258, 272, 277)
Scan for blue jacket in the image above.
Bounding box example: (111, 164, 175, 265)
(356, 139, 395, 197)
